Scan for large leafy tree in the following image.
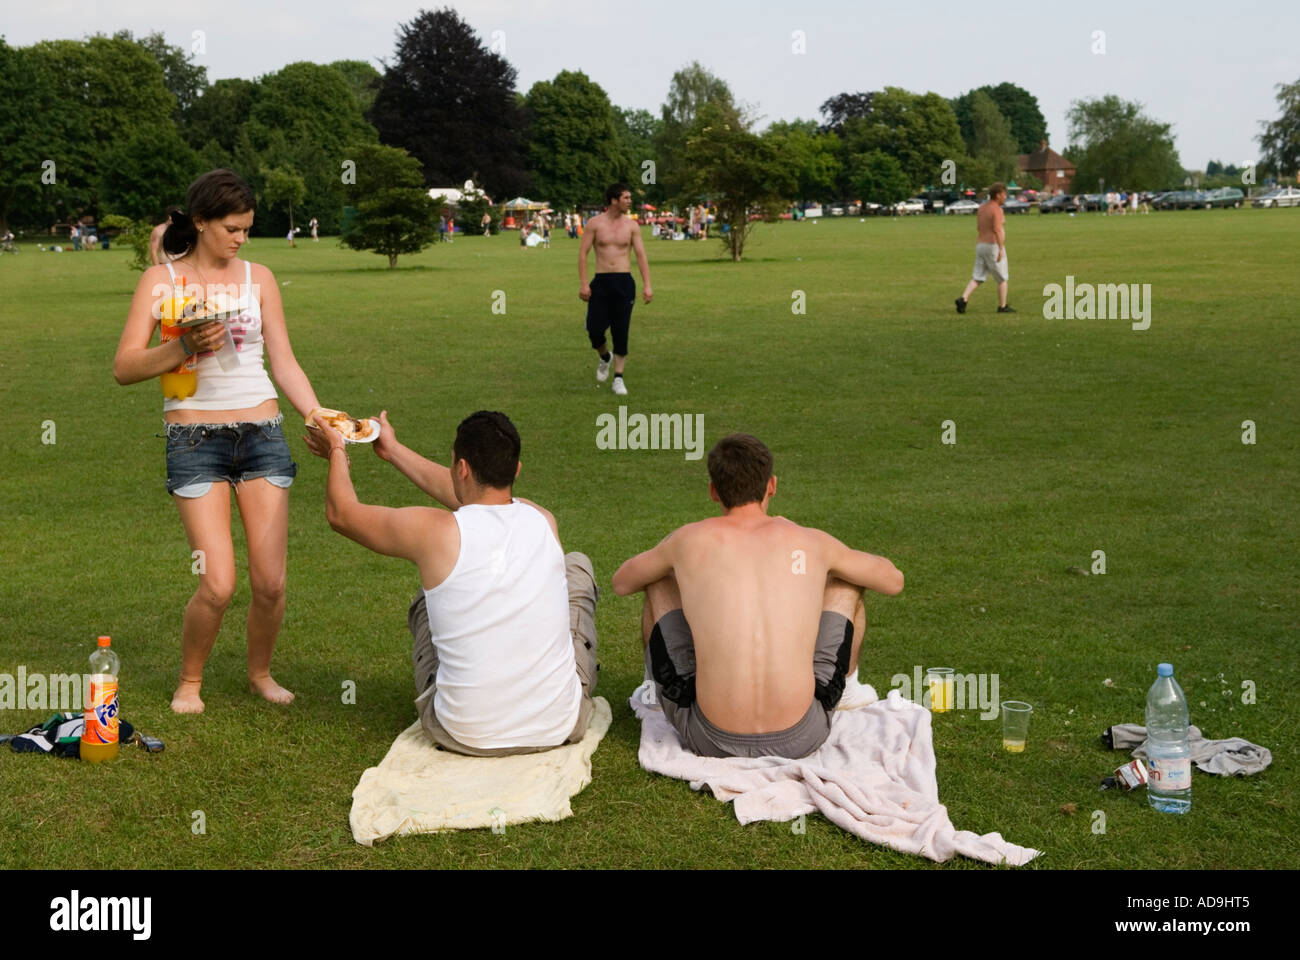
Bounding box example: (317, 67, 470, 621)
(523, 71, 626, 211)
(261, 165, 307, 236)
(968, 91, 1019, 183)
(1257, 78, 1300, 181)
(818, 91, 874, 137)
(841, 87, 967, 193)
(123, 30, 208, 125)
(98, 124, 202, 221)
(330, 59, 382, 116)
(0, 38, 81, 231)
(850, 150, 911, 206)
(766, 120, 842, 203)
(21, 35, 176, 222)
(184, 78, 259, 154)
(952, 83, 1047, 154)
(683, 102, 796, 262)
(614, 106, 665, 206)
(369, 7, 529, 198)
(340, 142, 438, 268)
(242, 61, 378, 234)
(1065, 95, 1183, 191)
(656, 61, 742, 200)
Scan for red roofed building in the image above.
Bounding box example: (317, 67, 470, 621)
(1018, 140, 1076, 194)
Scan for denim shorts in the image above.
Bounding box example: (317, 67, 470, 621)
(164, 414, 298, 498)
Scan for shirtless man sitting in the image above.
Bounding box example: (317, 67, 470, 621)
(578, 182, 652, 397)
(612, 434, 904, 759)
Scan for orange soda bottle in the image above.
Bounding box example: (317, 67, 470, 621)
(81, 635, 121, 763)
(159, 275, 198, 399)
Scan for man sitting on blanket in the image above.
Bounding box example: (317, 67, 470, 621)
(306, 409, 598, 756)
(612, 433, 903, 759)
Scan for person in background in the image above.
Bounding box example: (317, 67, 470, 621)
(955, 183, 1014, 314)
(309, 217, 319, 242)
(151, 207, 184, 266)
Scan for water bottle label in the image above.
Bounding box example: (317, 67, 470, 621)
(1148, 755, 1190, 790)
(83, 678, 119, 745)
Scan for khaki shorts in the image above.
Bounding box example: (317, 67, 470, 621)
(645, 608, 854, 759)
(972, 242, 1008, 283)
(410, 550, 599, 757)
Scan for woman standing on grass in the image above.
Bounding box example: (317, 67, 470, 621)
(113, 169, 324, 714)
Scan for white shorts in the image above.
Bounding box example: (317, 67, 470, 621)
(972, 242, 1008, 283)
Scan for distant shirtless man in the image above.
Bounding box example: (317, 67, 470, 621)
(579, 182, 652, 396)
(612, 434, 904, 759)
(955, 182, 1014, 314)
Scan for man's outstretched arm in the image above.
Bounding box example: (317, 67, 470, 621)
(317, 417, 450, 562)
(612, 532, 675, 596)
(823, 531, 904, 596)
(371, 411, 459, 509)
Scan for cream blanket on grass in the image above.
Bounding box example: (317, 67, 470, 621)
(350, 696, 611, 846)
(631, 682, 1041, 866)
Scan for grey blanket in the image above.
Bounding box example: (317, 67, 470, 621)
(1107, 723, 1272, 776)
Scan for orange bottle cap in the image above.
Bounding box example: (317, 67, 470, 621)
(97, 635, 112, 646)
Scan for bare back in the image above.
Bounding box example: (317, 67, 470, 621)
(587, 210, 638, 274)
(976, 200, 1005, 245)
(669, 515, 838, 732)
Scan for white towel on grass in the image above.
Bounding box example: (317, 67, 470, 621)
(631, 682, 1041, 866)
(349, 696, 611, 846)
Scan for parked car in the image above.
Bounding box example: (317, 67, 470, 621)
(1038, 194, 1075, 213)
(944, 199, 979, 215)
(891, 198, 926, 215)
(830, 205, 845, 216)
(1202, 187, 1244, 209)
(1154, 190, 1192, 210)
(1252, 186, 1300, 208)
(1003, 197, 1030, 214)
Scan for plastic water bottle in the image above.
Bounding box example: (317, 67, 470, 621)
(1145, 663, 1191, 813)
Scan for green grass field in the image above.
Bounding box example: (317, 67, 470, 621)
(0, 210, 1295, 869)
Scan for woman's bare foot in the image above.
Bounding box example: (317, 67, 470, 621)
(171, 678, 205, 714)
(249, 674, 295, 705)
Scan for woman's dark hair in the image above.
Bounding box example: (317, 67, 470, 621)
(161, 169, 255, 257)
(453, 411, 521, 489)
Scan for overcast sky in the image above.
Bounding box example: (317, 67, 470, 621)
(7, 0, 1296, 169)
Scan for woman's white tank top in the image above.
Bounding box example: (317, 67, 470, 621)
(162, 260, 279, 412)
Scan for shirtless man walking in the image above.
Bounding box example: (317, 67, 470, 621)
(955, 182, 1014, 314)
(579, 182, 652, 396)
(612, 434, 904, 759)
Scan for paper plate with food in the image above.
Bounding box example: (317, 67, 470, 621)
(306, 408, 380, 443)
(175, 291, 239, 327)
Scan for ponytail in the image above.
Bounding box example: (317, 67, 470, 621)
(161, 207, 197, 258)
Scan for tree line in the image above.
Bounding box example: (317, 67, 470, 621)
(3, 7, 1296, 262)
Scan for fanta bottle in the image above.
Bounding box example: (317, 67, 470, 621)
(159, 275, 198, 400)
(81, 635, 121, 763)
